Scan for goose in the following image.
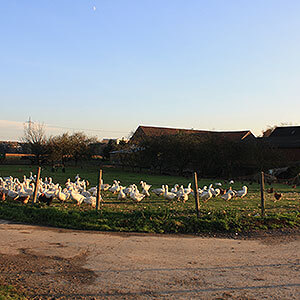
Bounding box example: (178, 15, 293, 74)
(24, 182, 35, 196)
(17, 185, 31, 198)
(84, 196, 97, 207)
(152, 186, 165, 196)
(177, 186, 189, 202)
(184, 183, 192, 194)
(118, 187, 127, 200)
(7, 188, 19, 199)
(140, 181, 151, 191)
(200, 188, 213, 202)
(81, 190, 91, 197)
(171, 184, 179, 194)
(212, 188, 220, 197)
(3, 176, 13, 181)
(176, 185, 185, 198)
(70, 190, 85, 205)
(163, 185, 177, 200)
(221, 191, 233, 201)
(235, 186, 248, 198)
(88, 186, 97, 194)
(109, 181, 121, 194)
(226, 187, 236, 198)
(140, 181, 151, 197)
(101, 183, 111, 191)
(129, 186, 145, 202)
(124, 185, 134, 196)
(29, 172, 35, 181)
(56, 186, 68, 202)
(43, 188, 56, 199)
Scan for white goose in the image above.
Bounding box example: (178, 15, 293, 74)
(118, 187, 127, 200)
(140, 181, 151, 197)
(200, 188, 213, 202)
(129, 185, 145, 202)
(163, 185, 177, 200)
(84, 196, 97, 207)
(152, 186, 165, 196)
(109, 180, 121, 194)
(70, 190, 85, 205)
(171, 184, 179, 194)
(221, 191, 233, 201)
(184, 183, 192, 194)
(56, 186, 68, 202)
(235, 186, 248, 198)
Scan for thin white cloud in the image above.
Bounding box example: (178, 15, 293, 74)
(0, 119, 70, 141)
(0, 119, 107, 141)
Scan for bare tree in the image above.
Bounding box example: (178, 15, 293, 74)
(69, 132, 98, 165)
(22, 121, 47, 165)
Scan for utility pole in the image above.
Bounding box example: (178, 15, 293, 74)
(25, 117, 34, 130)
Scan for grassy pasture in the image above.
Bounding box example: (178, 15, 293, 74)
(0, 164, 299, 234)
(0, 284, 27, 300)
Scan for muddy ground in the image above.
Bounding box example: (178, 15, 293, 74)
(0, 220, 299, 299)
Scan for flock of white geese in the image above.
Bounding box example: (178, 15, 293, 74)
(0, 173, 248, 207)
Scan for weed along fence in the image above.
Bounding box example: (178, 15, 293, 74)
(0, 165, 299, 233)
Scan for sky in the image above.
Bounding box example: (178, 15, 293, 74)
(1, 0, 300, 141)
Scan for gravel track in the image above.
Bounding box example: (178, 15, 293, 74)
(0, 221, 299, 299)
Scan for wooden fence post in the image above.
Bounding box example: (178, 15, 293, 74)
(96, 169, 102, 211)
(193, 172, 200, 218)
(32, 167, 41, 204)
(260, 171, 265, 216)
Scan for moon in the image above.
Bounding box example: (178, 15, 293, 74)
(93, 6, 96, 11)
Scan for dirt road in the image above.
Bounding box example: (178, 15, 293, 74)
(0, 220, 299, 299)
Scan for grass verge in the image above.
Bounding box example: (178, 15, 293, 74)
(0, 200, 299, 234)
(0, 284, 27, 300)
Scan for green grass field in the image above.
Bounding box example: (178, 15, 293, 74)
(0, 284, 27, 300)
(0, 164, 299, 234)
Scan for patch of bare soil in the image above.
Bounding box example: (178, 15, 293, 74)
(0, 249, 98, 300)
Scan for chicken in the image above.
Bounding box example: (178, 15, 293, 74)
(267, 187, 274, 194)
(38, 193, 53, 206)
(15, 195, 30, 204)
(274, 192, 282, 202)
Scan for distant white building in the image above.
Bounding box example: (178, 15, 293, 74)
(101, 137, 129, 145)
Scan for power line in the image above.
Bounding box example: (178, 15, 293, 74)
(44, 123, 130, 134)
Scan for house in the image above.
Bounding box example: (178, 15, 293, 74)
(265, 126, 300, 162)
(130, 125, 256, 143)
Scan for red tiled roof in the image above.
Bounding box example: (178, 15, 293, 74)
(131, 126, 254, 141)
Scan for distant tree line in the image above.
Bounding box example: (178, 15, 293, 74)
(1, 122, 290, 177)
(20, 122, 98, 166)
(111, 134, 287, 178)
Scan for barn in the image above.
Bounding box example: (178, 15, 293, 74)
(266, 126, 300, 162)
(130, 125, 256, 143)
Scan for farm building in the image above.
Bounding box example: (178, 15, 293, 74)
(265, 126, 300, 162)
(130, 125, 256, 143)
(109, 125, 257, 167)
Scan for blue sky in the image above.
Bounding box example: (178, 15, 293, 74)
(1, 0, 300, 141)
